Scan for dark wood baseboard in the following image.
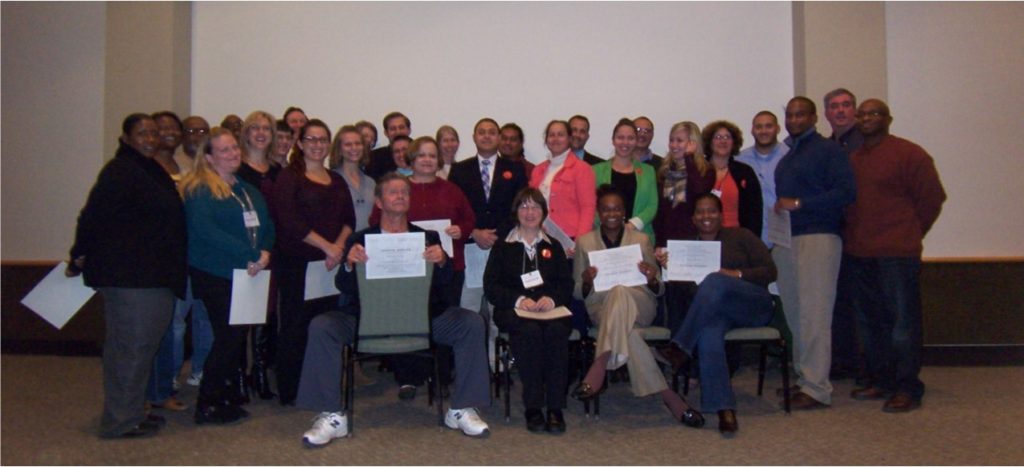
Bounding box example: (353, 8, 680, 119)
(921, 345, 1024, 366)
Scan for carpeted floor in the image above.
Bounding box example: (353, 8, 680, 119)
(1, 354, 1022, 465)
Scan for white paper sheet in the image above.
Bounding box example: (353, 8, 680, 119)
(463, 242, 491, 289)
(766, 209, 792, 248)
(304, 260, 340, 300)
(20, 262, 97, 330)
(588, 244, 646, 292)
(542, 218, 575, 255)
(364, 232, 426, 279)
(665, 240, 721, 284)
(514, 305, 572, 321)
(230, 269, 271, 325)
(411, 219, 454, 258)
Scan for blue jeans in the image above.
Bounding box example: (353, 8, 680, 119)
(848, 256, 925, 400)
(173, 279, 213, 377)
(670, 273, 774, 412)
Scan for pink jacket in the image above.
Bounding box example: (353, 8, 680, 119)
(530, 154, 597, 239)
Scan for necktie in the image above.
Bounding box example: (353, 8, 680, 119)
(481, 158, 491, 202)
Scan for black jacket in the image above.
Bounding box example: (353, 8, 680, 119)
(447, 156, 528, 239)
(70, 142, 187, 296)
(728, 159, 764, 238)
(483, 236, 573, 330)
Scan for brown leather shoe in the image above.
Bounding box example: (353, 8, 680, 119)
(787, 392, 828, 410)
(850, 386, 889, 401)
(717, 410, 738, 437)
(882, 392, 921, 413)
(775, 384, 800, 398)
(654, 343, 691, 373)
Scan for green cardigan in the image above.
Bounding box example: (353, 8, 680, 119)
(591, 160, 658, 242)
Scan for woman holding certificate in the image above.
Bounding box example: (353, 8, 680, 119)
(572, 185, 704, 428)
(271, 120, 355, 405)
(484, 188, 574, 434)
(655, 193, 777, 437)
(180, 127, 275, 425)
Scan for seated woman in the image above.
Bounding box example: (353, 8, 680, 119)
(572, 185, 703, 428)
(484, 188, 573, 434)
(655, 193, 777, 437)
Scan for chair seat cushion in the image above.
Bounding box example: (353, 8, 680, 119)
(724, 326, 781, 341)
(358, 335, 431, 354)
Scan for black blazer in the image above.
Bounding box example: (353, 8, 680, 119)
(483, 236, 573, 330)
(366, 146, 397, 181)
(583, 150, 604, 166)
(448, 156, 527, 238)
(728, 159, 764, 238)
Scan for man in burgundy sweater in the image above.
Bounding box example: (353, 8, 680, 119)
(843, 99, 946, 413)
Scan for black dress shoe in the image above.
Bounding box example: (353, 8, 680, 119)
(118, 419, 161, 439)
(546, 409, 566, 434)
(525, 408, 546, 433)
(194, 403, 245, 425)
(680, 408, 705, 429)
(570, 382, 605, 401)
(655, 343, 692, 374)
(398, 384, 418, 401)
(146, 413, 167, 427)
(717, 409, 738, 437)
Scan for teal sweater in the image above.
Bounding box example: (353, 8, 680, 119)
(591, 160, 659, 242)
(185, 181, 275, 279)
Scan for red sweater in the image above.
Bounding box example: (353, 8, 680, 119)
(843, 135, 946, 257)
(369, 178, 476, 271)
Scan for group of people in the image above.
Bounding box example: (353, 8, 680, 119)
(68, 88, 946, 443)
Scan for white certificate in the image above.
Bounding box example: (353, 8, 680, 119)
(588, 244, 646, 292)
(766, 209, 792, 248)
(230, 269, 271, 325)
(665, 240, 721, 284)
(463, 242, 490, 289)
(411, 219, 454, 259)
(364, 232, 426, 279)
(543, 217, 575, 255)
(304, 260, 339, 300)
(20, 262, 96, 330)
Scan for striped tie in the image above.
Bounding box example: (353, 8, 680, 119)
(481, 158, 491, 202)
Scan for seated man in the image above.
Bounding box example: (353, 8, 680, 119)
(295, 173, 492, 447)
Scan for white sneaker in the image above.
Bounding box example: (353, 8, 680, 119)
(186, 372, 202, 386)
(303, 412, 348, 448)
(445, 408, 490, 438)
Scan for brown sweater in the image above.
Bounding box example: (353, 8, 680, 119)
(843, 135, 946, 258)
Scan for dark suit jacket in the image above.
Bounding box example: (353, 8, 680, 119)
(366, 146, 397, 181)
(728, 159, 764, 238)
(448, 155, 528, 238)
(483, 236, 573, 330)
(583, 150, 604, 166)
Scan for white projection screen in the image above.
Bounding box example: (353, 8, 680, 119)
(192, 2, 793, 162)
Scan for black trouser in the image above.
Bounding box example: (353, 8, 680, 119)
(495, 309, 572, 410)
(273, 256, 334, 403)
(190, 267, 250, 404)
(390, 271, 464, 386)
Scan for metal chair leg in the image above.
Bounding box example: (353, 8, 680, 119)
(757, 342, 768, 396)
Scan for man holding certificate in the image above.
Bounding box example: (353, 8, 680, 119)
(296, 173, 491, 447)
(655, 193, 777, 437)
(572, 185, 704, 429)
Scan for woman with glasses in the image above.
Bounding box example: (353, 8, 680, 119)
(485, 187, 573, 434)
(271, 120, 355, 405)
(591, 118, 659, 243)
(701, 120, 762, 237)
(180, 127, 275, 425)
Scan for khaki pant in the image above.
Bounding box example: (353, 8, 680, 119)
(586, 285, 666, 397)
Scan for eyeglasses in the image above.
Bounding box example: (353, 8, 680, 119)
(855, 110, 888, 119)
(635, 128, 652, 135)
(517, 203, 542, 211)
(302, 136, 330, 145)
(184, 128, 208, 135)
(713, 134, 733, 141)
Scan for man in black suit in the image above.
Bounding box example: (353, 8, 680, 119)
(448, 118, 528, 312)
(569, 114, 605, 165)
(365, 111, 411, 180)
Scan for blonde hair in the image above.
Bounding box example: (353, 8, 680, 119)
(179, 127, 236, 200)
(329, 125, 365, 169)
(658, 121, 710, 183)
(240, 111, 277, 161)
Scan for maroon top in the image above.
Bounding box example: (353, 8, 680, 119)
(369, 178, 476, 271)
(272, 168, 355, 261)
(652, 155, 716, 247)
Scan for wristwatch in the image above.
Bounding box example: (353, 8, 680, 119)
(794, 198, 801, 209)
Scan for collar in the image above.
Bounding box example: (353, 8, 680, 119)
(784, 128, 818, 147)
(505, 227, 551, 246)
(477, 153, 498, 164)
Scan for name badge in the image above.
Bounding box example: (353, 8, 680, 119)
(711, 189, 723, 198)
(520, 270, 544, 289)
(243, 210, 260, 228)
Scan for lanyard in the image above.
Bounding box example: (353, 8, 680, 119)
(229, 186, 259, 249)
